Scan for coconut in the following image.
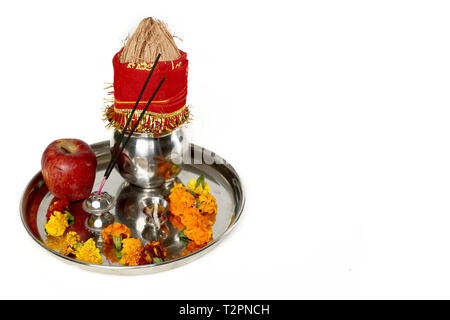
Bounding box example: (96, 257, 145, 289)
(120, 17, 181, 64)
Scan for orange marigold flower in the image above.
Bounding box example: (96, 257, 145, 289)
(169, 183, 196, 215)
(184, 227, 212, 245)
(198, 194, 217, 216)
(101, 222, 131, 246)
(119, 238, 143, 266)
(168, 214, 185, 230)
(182, 241, 207, 256)
(168, 179, 218, 247)
(156, 157, 180, 180)
(179, 207, 200, 229)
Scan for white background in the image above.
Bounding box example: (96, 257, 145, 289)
(1, 0, 450, 299)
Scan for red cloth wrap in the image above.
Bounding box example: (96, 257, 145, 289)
(113, 50, 188, 114)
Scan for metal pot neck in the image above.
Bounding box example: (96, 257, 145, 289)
(115, 128, 182, 139)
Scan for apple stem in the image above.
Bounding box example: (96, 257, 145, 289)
(98, 177, 106, 195)
(60, 146, 71, 154)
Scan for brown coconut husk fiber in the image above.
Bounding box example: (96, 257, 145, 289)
(120, 17, 181, 63)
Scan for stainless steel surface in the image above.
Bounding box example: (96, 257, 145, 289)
(142, 196, 168, 229)
(141, 197, 169, 243)
(83, 192, 115, 214)
(20, 141, 245, 274)
(82, 192, 115, 236)
(112, 129, 186, 189)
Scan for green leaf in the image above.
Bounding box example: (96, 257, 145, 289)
(116, 249, 123, 260)
(195, 173, 205, 189)
(179, 228, 190, 246)
(113, 235, 122, 251)
(65, 211, 75, 226)
(153, 257, 163, 264)
(189, 190, 197, 197)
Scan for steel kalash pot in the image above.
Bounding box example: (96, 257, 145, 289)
(111, 128, 186, 189)
(107, 47, 190, 190)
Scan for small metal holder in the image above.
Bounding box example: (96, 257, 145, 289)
(82, 192, 115, 238)
(141, 196, 169, 242)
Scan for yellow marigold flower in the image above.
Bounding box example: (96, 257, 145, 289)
(60, 232, 80, 256)
(45, 211, 69, 237)
(75, 238, 103, 265)
(187, 179, 210, 196)
(172, 182, 184, 190)
(119, 238, 143, 266)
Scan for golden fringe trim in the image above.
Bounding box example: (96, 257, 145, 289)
(103, 104, 191, 136)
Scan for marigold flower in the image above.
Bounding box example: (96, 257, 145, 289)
(168, 214, 185, 230)
(156, 157, 180, 180)
(184, 227, 212, 245)
(75, 238, 103, 265)
(140, 241, 167, 265)
(187, 179, 210, 196)
(179, 207, 201, 229)
(168, 177, 218, 248)
(45, 211, 69, 237)
(182, 241, 207, 256)
(46, 199, 70, 219)
(198, 194, 217, 216)
(102, 243, 119, 263)
(179, 207, 214, 238)
(169, 183, 196, 214)
(119, 238, 143, 266)
(60, 232, 80, 256)
(101, 222, 131, 247)
(47, 231, 81, 256)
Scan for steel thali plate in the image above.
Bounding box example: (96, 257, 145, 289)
(20, 141, 245, 274)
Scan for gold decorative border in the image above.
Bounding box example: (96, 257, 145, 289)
(114, 98, 172, 105)
(103, 104, 191, 136)
(125, 60, 182, 71)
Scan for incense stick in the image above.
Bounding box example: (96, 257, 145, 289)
(98, 77, 166, 194)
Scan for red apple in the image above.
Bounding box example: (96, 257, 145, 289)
(41, 138, 97, 202)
